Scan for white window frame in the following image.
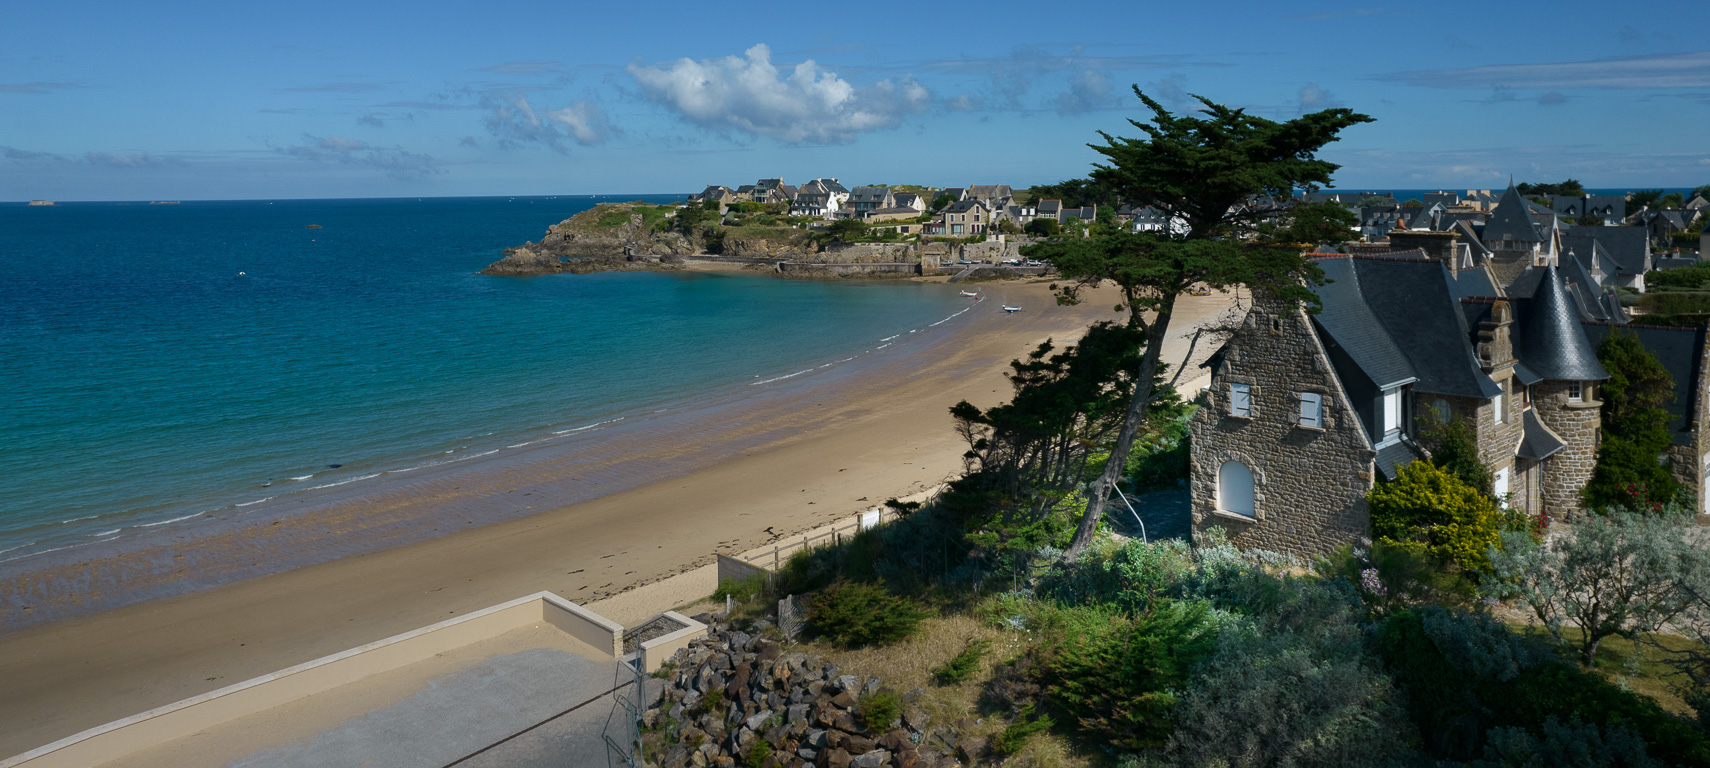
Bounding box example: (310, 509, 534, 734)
(1494, 466, 1510, 507)
(1493, 391, 1505, 424)
(1381, 388, 1402, 442)
(1229, 383, 1252, 418)
(1299, 393, 1323, 428)
(1568, 381, 1583, 402)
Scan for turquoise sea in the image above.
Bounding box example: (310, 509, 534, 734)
(0, 196, 971, 563)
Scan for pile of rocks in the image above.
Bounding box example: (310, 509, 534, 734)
(643, 619, 979, 768)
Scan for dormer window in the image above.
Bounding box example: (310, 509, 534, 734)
(1568, 381, 1583, 402)
(1381, 387, 1403, 444)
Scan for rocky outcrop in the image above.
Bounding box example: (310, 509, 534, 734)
(480, 205, 698, 276)
(645, 618, 979, 768)
(724, 237, 818, 261)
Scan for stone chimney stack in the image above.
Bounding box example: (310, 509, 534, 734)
(1388, 230, 1463, 276)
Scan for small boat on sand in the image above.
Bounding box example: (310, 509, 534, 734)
(1002, 305, 1022, 313)
(960, 291, 980, 298)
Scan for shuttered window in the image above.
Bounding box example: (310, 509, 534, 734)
(1230, 383, 1251, 417)
(1299, 393, 1323, 428)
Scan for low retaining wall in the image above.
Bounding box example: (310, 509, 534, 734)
(638, 611, 707, 673)
(2, 592, 621, 768)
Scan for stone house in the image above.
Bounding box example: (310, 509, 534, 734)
(690, 185, 737, 205)
(790, 178, 849, 218)
(1190, 252, 1621, 558)
(848, 186, 894, 215)
(930, 200, 990, 236)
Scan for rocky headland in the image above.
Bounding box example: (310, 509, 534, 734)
(480, 203, 699, 276)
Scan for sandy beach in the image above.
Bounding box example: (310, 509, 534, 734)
(0, 276, 1240, 758)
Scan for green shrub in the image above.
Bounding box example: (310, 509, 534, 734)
(1376, 608, 1710, 764)
(1035, 538, 1194, 615)
(990, 704, 1055, 756)
(713, 571, 770, 603)
(1038, 601, 1216, 750)
(1367, 460, 1502, 573)
(933, 638, 991, 685)
(1639, 291, 1710, 315)
(1472, 717, 1658, 767)
(859, 690, 902, 732)
(742, 738, 772, 768)
(807, 579, 927, 648)
(700, 687, 724, 713)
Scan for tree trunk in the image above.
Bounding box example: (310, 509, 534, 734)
(1064, 294, 1179, 560)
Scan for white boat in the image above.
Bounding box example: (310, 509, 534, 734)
(1002, 306, 1022, 313)
(960, 291, 980, 298)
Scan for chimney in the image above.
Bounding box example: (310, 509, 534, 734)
(1387, 229, 1463, 276)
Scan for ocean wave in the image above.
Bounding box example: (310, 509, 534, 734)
(232, 498, 273, 508)
(554, 417, 624, 435)
(881, 335, 900, 342)
(751, 369, 811, 386)
(289, 474, 315, 481)
(304, 472, 384, 491)
(0, 541, 37, 557)
(138, 512, 206, 527)
(876, 343, 891, 350)
(930, 306, 973, 327)
(58, 515, 99, 524)
(93, 529, 121, 537)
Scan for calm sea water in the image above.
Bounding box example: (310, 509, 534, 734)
(0, 196, 969, 561)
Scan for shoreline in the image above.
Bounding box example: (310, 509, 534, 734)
(0, 280, 1240, 758)
(0, 276, 982, 632)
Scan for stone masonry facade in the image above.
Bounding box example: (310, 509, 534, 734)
(1189, 293, 1377, 558)
(1531, 380, 1600, 519)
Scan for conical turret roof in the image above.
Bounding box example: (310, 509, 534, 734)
(1484, 184, 1545, 243)
(1516, 261, 1609, 381)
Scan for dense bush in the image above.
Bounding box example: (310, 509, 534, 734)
(1149, 570, 1417, 767)
(1036, 601, 1216, 750)
(1367, 460, 1502, 573)
(1376, 608, 1710, 764)
(805, 579, 927, 648)
(1638, 291, 1710, 315)
(1471, 717, 1658, 768)
(1586, 329, 1680, 511)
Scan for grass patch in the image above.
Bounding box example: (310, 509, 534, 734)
(799, 611, 1094, 768)
(590, 203, 673, 229)
(713, 572, 770, 604)
(1513, 623, 1705, 716)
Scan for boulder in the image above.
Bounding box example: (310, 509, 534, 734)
(850, 749, 892, 768)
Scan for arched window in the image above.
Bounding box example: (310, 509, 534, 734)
(1218, 461, 1255, 517)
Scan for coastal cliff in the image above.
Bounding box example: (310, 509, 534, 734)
(480, 202, 698, 276)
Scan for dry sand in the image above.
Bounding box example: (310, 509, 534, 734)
(0, 278, 1240, 758)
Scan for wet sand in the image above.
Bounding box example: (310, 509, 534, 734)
(0, 279, 1241, 758)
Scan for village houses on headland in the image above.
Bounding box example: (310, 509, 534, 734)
(1190, 182, 1710, 558)
(684, 176, 1710, 560)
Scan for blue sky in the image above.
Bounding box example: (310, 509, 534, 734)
(3, 1, 1707, 200)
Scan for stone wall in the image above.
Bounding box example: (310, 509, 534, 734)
(1532, 380, 1601, 520)
(1189, 295, 1378, 558)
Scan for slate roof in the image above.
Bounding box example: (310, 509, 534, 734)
(1483, 185, 1546, 243)
(941, 187, 967, 202)
(1310, 258, 1418, 389)
(848, 186, 891, 204)
(1513, 262, 1609, 381)
(1449, 267, 1499, 300)
(1566, 226, 1649, 276)
(943, 199, 987, 214)
(1310, 255, 1500, 398)
(1581, 323, 1706, 446)
(1037, 200, 1063, 215)
(1375, 441, 1425, 481)
(968, 184, 1012, 201)
(1518, 409, 1567, 460)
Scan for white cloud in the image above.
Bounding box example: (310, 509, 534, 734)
(1056, 70, 1117, 115)
(482, 94, 611, 150)
(277, 134, 439, 178)
(626, 44, 929, 144)
(1379, 50, 1710, 90)
(1297, 82, 1340, 112)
